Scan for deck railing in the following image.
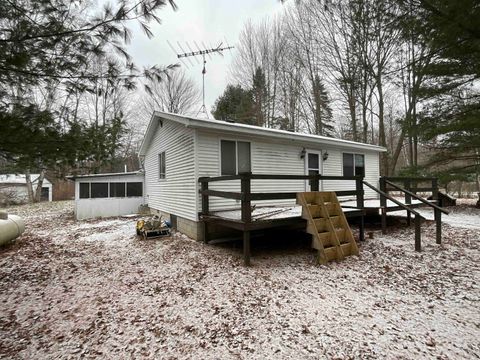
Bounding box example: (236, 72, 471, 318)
(199, 172, 365, 224)
(198, 172, 364, 265)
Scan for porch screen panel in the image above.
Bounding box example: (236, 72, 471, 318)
(221, 140, 236, 175)
(91, 183, 108, 198)
(237, 141, 251, 173)
(79, 183, 90, 199)
(109, 182, 126, 197)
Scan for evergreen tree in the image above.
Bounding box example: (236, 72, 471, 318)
(0, 0, 176, 180)
(312, 75, 334, 136)
(251, 67, 267, 127)
(212, 85, 254, 124)
(405, 0, 480, 184)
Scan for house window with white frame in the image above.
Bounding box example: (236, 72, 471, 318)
(343, 153, 365, 177)
(159, 151, 166, 179)
(220, 140, 251, 175)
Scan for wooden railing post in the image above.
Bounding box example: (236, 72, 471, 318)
(356, 176, 365, 241)
(200, 180, 209, 215)
(199, 179, 210, 244)
(311, 174, 319, 191)
(415, 214, 422, 251)
(379, 177, 387, 234)
(240, 172, 252, 266)
(405, 179, 411, 226)
(432, 178, 439, 200)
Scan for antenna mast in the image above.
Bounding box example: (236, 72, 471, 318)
(175, 43, 234, 118)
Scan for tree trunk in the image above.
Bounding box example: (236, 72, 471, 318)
(34, 169, 46, 202)
(377, 75, 388, 175)
(25, 171, 34, 203)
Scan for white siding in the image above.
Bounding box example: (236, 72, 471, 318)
(197, 130, 381, 212)
(144, 120, 197, 221)
(322, 148, 379, 199)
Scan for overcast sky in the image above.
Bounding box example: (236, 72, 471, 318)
(124, 0, 285, 115)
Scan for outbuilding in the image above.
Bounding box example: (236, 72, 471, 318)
(0, 174, 53, 204)
(71, 171, 145, 220)
(138, 111, 386, 240)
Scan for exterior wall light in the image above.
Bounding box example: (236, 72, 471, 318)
(300, 148, 306, 159)
(323, 151, 329, 161)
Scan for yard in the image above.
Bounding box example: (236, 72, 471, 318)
(0, 200, 479, 359)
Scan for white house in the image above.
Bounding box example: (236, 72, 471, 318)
(0, 174, 53, 204)
(71, 171, 145, 220)
(139, 111, 386, 240)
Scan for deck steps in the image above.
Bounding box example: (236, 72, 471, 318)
(297, 191, 359, 264)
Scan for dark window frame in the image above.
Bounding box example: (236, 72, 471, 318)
(342, 153, 365, 177)
(220, 140, 251, 175)
(159, 152, 166, 179)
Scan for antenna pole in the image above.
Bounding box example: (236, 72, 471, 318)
(172, 43, 234, 118)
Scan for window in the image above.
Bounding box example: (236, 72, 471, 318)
(79, 183, 90, 199)
(127, 182, 143, 197)
(221, 140, 251, 175)
(159, 152, 166, 179)
(343, 153, 365, 176)
(90, 183, 109, 198)
(110, 182, 126, 198)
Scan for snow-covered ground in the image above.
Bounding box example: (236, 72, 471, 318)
(0, 200, 479, 359)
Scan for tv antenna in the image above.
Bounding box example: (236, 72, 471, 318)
(167, 41, 234, 118)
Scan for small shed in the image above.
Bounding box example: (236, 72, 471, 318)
(70, 171, 145, 220)
(0, 174, 53, 204)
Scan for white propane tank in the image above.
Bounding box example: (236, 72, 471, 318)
(0, 211, 25, 246)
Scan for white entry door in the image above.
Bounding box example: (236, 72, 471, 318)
(305, 151, 322, 191)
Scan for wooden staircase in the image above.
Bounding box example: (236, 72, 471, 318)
(297, 191, 359, 264)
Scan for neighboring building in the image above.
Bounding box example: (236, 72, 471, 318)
(70, 172, 145, 220)
(0, 174, 53, 204)
(138, 111, 386, 240)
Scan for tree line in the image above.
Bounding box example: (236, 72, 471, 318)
(212, 0, 480, 189)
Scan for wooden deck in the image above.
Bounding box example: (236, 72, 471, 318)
(198, 173, 449, 265)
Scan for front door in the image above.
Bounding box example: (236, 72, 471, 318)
(305, 151, 322, 191)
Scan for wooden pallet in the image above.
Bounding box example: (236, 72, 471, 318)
(297, 191, 359, 264)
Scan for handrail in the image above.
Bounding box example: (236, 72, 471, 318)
(385, 180, 450, 215)
(199, 173, 362, 182)
(383, 176, 437, 181)
(363, 180, 425, 219)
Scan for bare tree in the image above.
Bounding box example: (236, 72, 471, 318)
(143, 70, 201, 115)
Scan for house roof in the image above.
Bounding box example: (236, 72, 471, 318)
(0, 174, 52, 185)
(67, 171, 144, 181)
(138, 111, 387, 156)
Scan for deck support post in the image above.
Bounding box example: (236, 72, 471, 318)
(200, 180, 210, 243)
(240, 172, 252, 266)
(379, 177, 387, 234)
(355, 176, 365, 241)
(415, 214, 421, 251)
(435, 208, 442, 244)
(359, 216, 365, 242)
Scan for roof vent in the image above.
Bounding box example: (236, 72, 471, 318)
(225, 119, 235, 123)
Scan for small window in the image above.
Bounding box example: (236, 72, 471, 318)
(127, 182, 143, 197)
(79, 183, 90, 199)
(221, 140, 236, 175)
(221, 140, 251, 175)
(343, 153, 364, 176)
(109, 182, 126, 197)
(237, 141, 251, 173)
(355, 154, 365, 177)
(91, 183, 109, 198)
(159, 152, 166, 179)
